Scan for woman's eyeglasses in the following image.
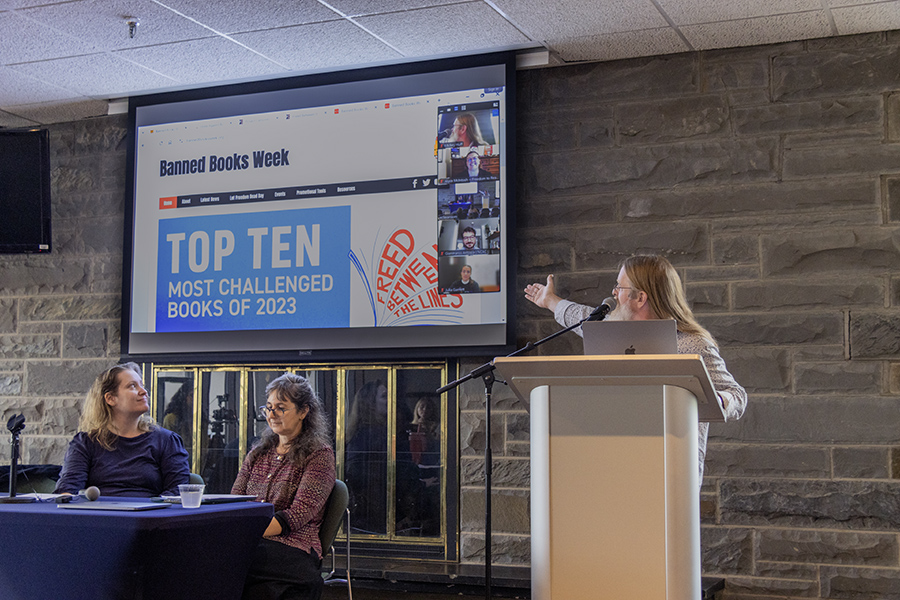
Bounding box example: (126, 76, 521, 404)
(258, 405, 292, 418)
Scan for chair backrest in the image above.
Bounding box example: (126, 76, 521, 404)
(188, 473, 204, 485)
(318, 479, 349, 559)
(9, 464, 62, 494)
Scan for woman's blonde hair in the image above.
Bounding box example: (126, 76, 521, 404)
(411, 397, 439, 436)
(621, 255, 717, 347)
(79, 362, 155, 450)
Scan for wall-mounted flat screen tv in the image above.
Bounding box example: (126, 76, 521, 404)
(0, 128, 52, 254)
(123, 52, 516, 361)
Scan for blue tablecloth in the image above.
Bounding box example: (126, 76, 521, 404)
(0, 497, 273, 600)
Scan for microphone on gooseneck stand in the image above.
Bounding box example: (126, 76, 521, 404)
(435, 293, 616, 600)
(587, 297, 617, 321)
(452, 296, 617, 374)
(82, 486, 101, 501)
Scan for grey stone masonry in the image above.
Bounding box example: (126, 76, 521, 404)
(515, 29, 900, 600)
(0, 117, 126, 466)
(1, 28, 900, 600)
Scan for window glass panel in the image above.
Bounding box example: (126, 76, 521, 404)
(344, 369, 389, 535)
(302, 370, 338, 451)
(247, 371, 284, 452)
(156, 371, 194, 456)
(395, 368, 443, 537)
(152, 362, 454, 556)
(200, 371, 240, 493)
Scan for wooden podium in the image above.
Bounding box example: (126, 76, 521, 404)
(493, 355, 725, 600)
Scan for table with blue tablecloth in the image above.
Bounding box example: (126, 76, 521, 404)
(0, 497, 273, 600)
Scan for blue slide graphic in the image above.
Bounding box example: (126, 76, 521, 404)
(156, 206, 351, 332)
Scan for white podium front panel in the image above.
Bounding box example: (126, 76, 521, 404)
(530, 384, 698, 600)
(493, 356, 708, 600)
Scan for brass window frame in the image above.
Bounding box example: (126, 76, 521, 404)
(145, 360, 456, 559)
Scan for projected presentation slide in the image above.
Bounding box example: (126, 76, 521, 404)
(127, 59, 511, 355)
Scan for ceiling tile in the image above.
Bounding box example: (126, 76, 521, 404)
(0, 0, 897, 126)
(0, 0, 63, 9)
(5, 98, 109, 124)
(833, 1, 900, 34)
(657, 0, 822, 25)
(492, 0, 668, 39)
(232, 20, 402, 72)
(0, 66, 79, 106)
(159, 0, 340, 34)
(22, 0, 215, 52)
(681, 11, 832, 50)
(114, 37, 287, 85)
(10, 53, 177, 97)
(0, 11, 98, 64)
(327, 0, 459, 17)
(826, 0, 887, 6)
(551, 28, 689, 63)
(357, 3, 529, 56)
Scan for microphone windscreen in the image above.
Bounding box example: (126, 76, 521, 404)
(84, 486, 100, 501)
(586, 297, 617, 321)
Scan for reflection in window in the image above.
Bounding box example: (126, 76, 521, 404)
(247, 371, 282, 453)
(344, 371, 389, 535)
(395, 369, 442, 538)
(156, 371, 194, 455)
(151, 362, 453, 553)
(200, 371, 240, 493)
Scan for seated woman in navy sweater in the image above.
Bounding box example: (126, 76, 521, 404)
(55, 362, 190, 497)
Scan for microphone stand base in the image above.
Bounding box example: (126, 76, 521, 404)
(0, 496, 37, 503)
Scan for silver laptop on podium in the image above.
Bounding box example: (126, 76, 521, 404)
(582, 319, 678, 355)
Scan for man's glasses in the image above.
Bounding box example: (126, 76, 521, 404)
(612, 285, 633, 293)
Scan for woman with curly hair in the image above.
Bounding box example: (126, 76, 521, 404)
(232, 372, 336, 600)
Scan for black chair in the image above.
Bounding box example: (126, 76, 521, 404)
(319, 479, 352, 598)
(1, 464, 61, 494)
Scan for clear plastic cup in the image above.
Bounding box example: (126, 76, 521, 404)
(178, 483, 205, 508)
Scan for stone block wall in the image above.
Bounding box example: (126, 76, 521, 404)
(0, 116, 128, 466)
(490, 30, 900, 600)
(2, 29, 899, 600)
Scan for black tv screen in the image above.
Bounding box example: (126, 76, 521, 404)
(0, 129, 51, 254)
(123, 52, 516, 361)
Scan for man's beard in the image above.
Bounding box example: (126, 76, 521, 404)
(606, 301, 635, 321)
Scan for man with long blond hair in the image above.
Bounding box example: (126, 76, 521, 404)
(447, 112, 486, 148)
(524, 254, 747, 479)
